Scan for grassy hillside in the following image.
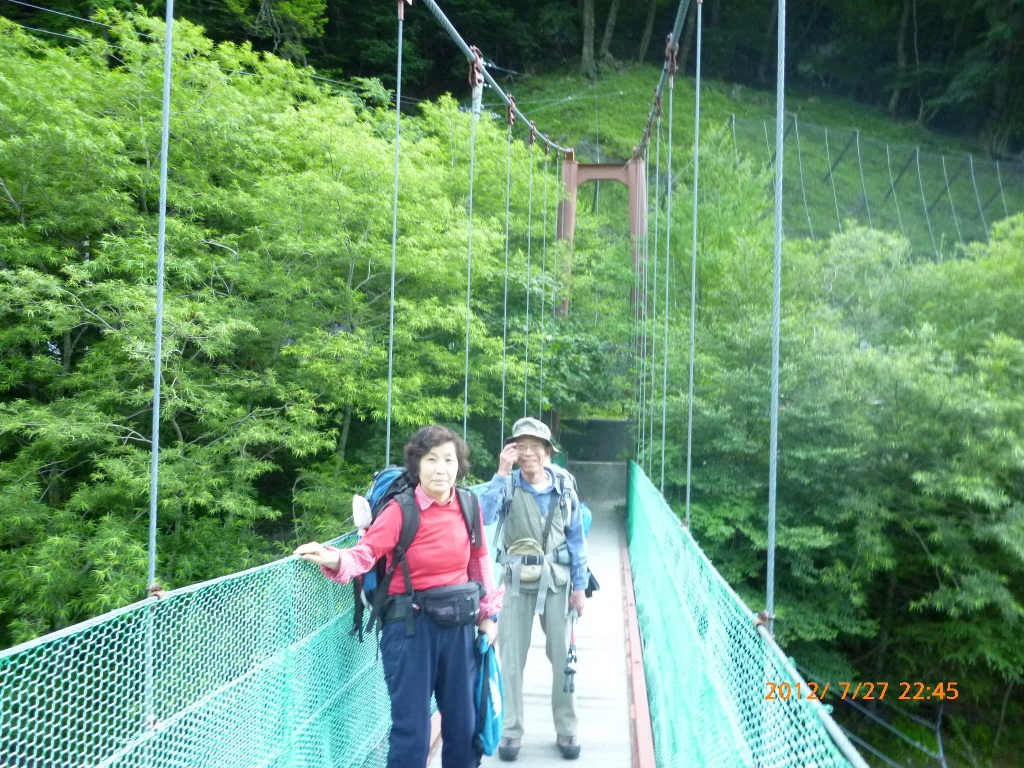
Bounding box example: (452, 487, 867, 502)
(483, 65, 1024, 259)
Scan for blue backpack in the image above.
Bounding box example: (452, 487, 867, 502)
(352, 466, 481, 640)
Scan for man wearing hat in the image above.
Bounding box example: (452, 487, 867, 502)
(479, 417, 589, 761)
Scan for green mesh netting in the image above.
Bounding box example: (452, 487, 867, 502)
(628, 462, 857, 768)
(0, 531, 397, 768)
(2, 470, 861, 767)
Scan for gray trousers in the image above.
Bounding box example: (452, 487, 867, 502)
(497, 583, 577, 740)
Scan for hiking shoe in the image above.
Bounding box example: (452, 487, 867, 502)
(557, 734, 580, 760)
(498, 737, 521, 762)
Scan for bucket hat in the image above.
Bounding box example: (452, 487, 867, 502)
(504, 417, 559, 453)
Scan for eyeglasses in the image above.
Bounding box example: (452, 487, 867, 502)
(514, 442, 544, 454)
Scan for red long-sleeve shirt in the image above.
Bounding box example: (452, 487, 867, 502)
(322, 485, 503, 621)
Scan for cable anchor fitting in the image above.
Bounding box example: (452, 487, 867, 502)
(468, 45, 484, 115)
(665, 33, 679, 80)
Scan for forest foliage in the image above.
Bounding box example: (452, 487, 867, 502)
(0, 12, 632, 644)
(4, 0, 1023, 155)
(1, 6, 1023, 766)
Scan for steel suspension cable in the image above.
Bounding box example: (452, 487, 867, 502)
(538, 149, 550, 418)
(765, 0, 786, 633)
(500, 117, 514, 444)
(523, 138, 535, 417)
(145, 0, 175, 734)
(634, 207, 645, 460)
(649, 115, 663, 474)
(684, 0, 703, 529)
(417, 0, 568, 156)
(660, 38, 677, 494)
(384, 0, 408, 463)
(462, 50, 483, 439)
(630, 201, 638, 460)
(640, 166, 651, 469)
(636, 0, 692, 160)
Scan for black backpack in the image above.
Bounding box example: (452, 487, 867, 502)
(351, 467, 482, 640)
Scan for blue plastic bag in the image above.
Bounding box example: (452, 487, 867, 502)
(474, 635, 504, 756)
(579, 501, 593, 537)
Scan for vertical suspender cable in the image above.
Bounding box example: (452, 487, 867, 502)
(630, 214, 638, 460)
(538, 150, 550, 418)
(385, 0, 408, 463)
(766, 0, 786, 633)
(649, 115, 663, 474)
(500, 114, 514, 445)
(463, 48, 483, 439)
(684, 0, 702, 529)
(523, 136, 535, 417)
(145, 0, 175, 733)
(660, 39, 677, 494)
(641, 168, 650, 468)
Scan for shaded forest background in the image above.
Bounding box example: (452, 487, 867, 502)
(1, 2, 1023, 766)
(3, 0, 1024, 156)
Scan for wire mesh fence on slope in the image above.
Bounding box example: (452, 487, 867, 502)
(731, 115, 1024, 259)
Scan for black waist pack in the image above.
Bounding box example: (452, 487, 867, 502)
(416, 582, 483, 627)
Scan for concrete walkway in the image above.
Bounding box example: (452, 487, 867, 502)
(429, 463, 633, 768)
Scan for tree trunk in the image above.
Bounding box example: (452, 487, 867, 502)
(679, 1, 696, 76)
(637, 0, 656, 62)
(887, 0, 911, 114)
(599, 0, 621, 65)
(757, 1, 778, 84)
(338, 403, 352, 461)
(582, 0, 597, 80)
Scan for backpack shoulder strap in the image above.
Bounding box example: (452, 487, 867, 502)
(365, 490, 420, 638)
(455, 487, 481, 547)
(493, 472, 516, 553)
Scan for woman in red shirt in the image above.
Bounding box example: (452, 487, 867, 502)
(295, 425, 502, 768)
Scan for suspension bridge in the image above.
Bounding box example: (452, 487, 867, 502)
(2, 0, 1019, 765)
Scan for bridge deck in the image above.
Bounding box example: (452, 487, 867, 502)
(429, 493, 635, 767)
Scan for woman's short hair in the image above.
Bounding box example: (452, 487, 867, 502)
(404, 424, 471, 481)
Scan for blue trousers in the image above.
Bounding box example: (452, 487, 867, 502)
(380, 615, 478, 768)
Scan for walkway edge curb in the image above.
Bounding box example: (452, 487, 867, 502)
(621, 531, 657, 768)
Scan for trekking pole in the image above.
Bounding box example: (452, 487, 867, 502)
(563, 613, 578, 693)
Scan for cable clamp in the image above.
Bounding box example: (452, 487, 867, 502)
(506, 95, 516, 127)
(753, 610, 774, 631)
(528, 121, 537, 146)
(665, 33, 678, 78)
